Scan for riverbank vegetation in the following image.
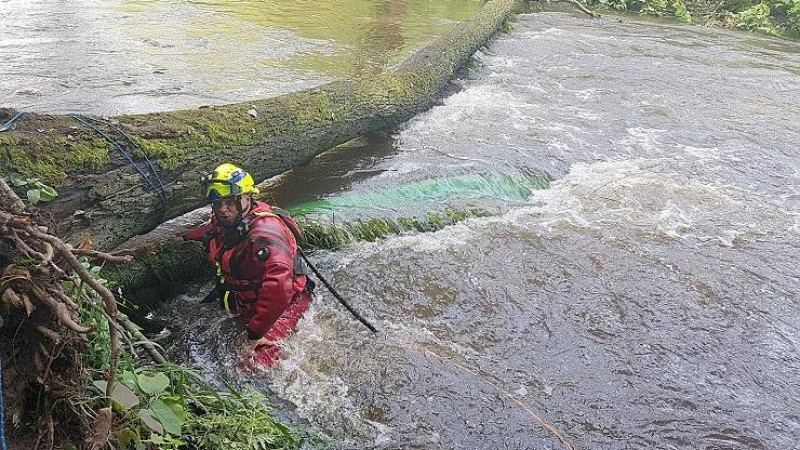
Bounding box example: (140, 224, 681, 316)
(0, 178, 299, 449)
(1, 172, 504, 448)
(582, 0, 800, 36)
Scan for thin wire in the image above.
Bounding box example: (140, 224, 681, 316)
(407, 343, 575, 450)
(0, 112, 24, 133)
(90, 117, 167, 197)
(70, 115, 167, 206)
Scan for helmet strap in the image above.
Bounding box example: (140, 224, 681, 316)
(228, 194, 254, 226)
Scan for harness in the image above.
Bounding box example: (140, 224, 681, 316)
(210, 207, 309, 313)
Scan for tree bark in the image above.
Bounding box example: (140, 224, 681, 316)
(0, 0, 518, 250)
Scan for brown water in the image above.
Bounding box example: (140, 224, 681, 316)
(158, 11, 799, 450)
(0, 0, 483, 115)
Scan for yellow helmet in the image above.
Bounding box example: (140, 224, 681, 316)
(201, 163, 260, 201)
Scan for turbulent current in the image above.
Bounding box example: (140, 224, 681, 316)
(156, 11, 800, 450)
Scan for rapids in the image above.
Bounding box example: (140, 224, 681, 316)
(156, 10, 799, 450)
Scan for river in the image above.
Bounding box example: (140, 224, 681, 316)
(156, 9, 800, 450)
(19, 4, 799, 450)
(1, 0, 483, 115)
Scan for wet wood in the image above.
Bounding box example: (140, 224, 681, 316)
(0, 0, 518, 250)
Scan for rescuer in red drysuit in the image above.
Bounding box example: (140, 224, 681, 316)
(184, 163, 313, 365)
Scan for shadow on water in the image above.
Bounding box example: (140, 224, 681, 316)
(264, 132, 399, 210)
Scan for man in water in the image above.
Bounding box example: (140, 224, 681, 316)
(184, 162, 313, 365)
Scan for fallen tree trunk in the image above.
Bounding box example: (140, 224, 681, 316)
(0, 0, 518, 251)
(102, 207, 494, 317)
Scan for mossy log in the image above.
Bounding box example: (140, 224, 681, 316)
(104, 208, 493, 315)
(0, 0, 518, 251)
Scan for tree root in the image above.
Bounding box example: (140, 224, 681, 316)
(1, 177, 167, 446)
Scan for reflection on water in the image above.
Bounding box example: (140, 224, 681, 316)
(1, 0, 483, 115)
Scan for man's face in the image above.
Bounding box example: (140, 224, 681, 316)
(212, 194, 250, 227)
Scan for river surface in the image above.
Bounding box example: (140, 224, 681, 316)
(158, 10, 800, 450)
(0, 0, 482, 115)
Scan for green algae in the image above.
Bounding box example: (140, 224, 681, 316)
(297, 208, 492, 250)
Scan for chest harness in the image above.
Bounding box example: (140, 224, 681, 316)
(209, 207, 309, 312)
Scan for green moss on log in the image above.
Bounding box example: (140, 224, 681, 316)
(299, 208, 492, 250)
(107, 208, 494, 310)
(0, 0, 519, 250)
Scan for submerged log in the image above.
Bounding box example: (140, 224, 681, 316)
(103, 208, 493, 316)
(0, 0, 518, 250)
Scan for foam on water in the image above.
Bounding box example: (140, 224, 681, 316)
(157, 10, 800, 449)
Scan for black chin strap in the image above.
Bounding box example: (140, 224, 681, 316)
(231, 195, 254, 224)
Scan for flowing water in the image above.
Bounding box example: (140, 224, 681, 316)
(0, 0, 483, 115)
(157, 10, 799, 450)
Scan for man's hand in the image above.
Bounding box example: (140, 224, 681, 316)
(240, 336, 276, 359)
(248, 336, 276, 350)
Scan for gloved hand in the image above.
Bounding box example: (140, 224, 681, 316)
(248, 336, 276, 350)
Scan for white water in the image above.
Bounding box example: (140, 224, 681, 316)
(160, 11, 800, 450)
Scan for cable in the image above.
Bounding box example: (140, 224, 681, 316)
(297, 247, 378, 333)
(0, 112, 23, 133)
(71, 115, 167, 206)
(92, 117, 167, 197)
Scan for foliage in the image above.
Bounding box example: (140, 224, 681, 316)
(718, 0, 800, 35)
(588, 0, 800, 36)
(76, 264, 299, 450)
(91, 368, 187, 449)
(728, 2, 778, 32)
(5, 172, 59, 204)
(597, 0, 630, 10)
(182, 385, 298, 450)
(86, 364, 299, 450)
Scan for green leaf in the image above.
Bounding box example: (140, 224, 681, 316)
(116, 427, 139, 449)
(137, 372, 170, 396)
(92, 380, 140, 410)
(35, 182, 58, 195)
(164, 398, 186, 423)
(149, 399, 183, 436)
(27, 188, 41, 205)
(138, 409, 164, 434)
(37, 184, 58, 201)
(8, 173, 27, 186)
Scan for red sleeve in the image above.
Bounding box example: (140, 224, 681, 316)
(183, 221, 214, 242)
(246, 245, 296, 338)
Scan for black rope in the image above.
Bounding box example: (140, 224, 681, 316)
(0, 112, 23, 133)
(298, 247, 378, 333)
(92, 117, 166, 197)
(70, 114, 167, 206)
